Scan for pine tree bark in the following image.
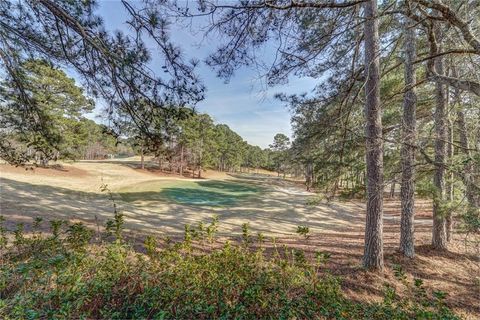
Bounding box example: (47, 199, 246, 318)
(399, 15, 417, 258)
(446, 117, 454, 242)
(452, 67, 479, 208)
(457, 107, 478, 207)
(362, 0, 384, 270)
(432, 25, 448, 250)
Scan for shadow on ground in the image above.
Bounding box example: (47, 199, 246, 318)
(1, 176, 367, 236)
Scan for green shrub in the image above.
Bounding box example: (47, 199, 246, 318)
(296, 225, 310, 239)
(0, 216, 461, 319)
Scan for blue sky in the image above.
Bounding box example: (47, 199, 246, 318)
(92, 1, 317, 148)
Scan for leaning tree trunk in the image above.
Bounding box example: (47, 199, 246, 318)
(399, 15, 417, 258)
(432, 27, 448, 250)
(362, 0, 384, 270)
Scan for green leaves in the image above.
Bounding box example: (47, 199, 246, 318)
(0, 59, 105, 164)
(0, 216, 461, 319)
(296, 225, 310, 239)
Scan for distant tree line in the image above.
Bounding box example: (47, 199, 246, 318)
(123, 109, 279, 177)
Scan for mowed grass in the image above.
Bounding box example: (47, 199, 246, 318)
(116, 179, 262, 206)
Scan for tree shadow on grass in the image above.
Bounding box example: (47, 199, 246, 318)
(0, 177, 113, 231)
(196, 180, 261, 193)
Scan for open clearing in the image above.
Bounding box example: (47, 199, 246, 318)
(0, 158, 478, 317)
(0, 157, 385, 236)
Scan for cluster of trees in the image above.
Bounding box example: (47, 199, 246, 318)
(0, 59, 275, 174)
(127, 111, 276, 177)
(0, 59, 118, 165)
(1, 0, 478, 273)
(288, 2, 480, 258)
(0, 0, 204, 166)
(165, 0, 478, 269)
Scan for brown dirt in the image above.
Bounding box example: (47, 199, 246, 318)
(260, 198, 480, 319)
(288, 229, 479, 319)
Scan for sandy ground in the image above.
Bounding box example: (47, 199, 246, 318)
(0, 159, 478, 318)
(1, 158, 412, 236)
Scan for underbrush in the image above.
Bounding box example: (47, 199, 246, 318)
(0, 215, 460, 319)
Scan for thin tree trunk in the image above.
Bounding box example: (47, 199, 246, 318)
(180, 145, 184, 176)
(198, 146, 202, 178)
(432, 24, 448, 250)
(453, 67, 478, 207)
(446, 117, 454, 242)
(305, 162, 312, 191)
(362, 0, 384, 270)
(140, 145, 145, 170)
(390, 179, 396, 198)
(457, 108, 477, 206)
(399, 16, 417, 258)
(193, 153, 196, 178)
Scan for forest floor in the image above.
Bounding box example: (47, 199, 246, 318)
(0, 158, 478, 318)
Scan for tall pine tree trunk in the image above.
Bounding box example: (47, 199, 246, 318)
(453, 65, 478, 208)
(457, 108, 478, 206)
(446, 117, 454, 242)
(399, 16, 417, 258)
(362, 0, 384, 270)
(432, 25, 447, 250)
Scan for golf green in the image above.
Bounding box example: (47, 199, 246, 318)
(117, 179, 261, 206)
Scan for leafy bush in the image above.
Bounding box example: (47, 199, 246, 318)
(296, 225, 310, 239)
(0, 216, 460, 319)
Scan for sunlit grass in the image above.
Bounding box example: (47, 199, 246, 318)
(116, 179, 262, 206)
